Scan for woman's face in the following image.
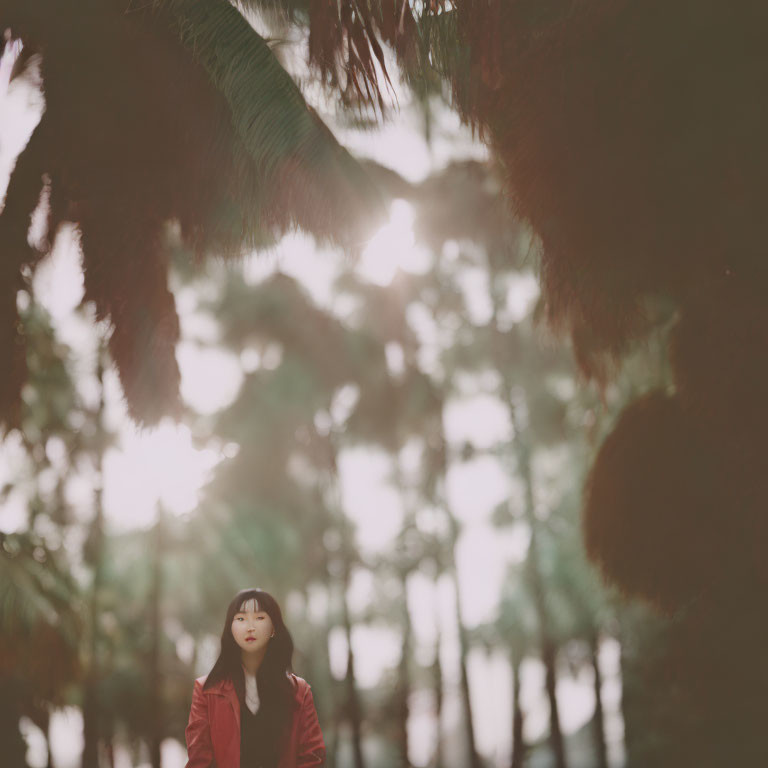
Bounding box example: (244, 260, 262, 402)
(231, 600, 275, 655)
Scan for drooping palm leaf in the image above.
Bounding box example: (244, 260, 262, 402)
(164, 0, 384, 241)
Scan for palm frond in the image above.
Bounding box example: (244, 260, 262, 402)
(308, 0, 423, 108)
(163, 0, 385, 243)
(0, 122, 49, 428)
(0, 0, 384, 426)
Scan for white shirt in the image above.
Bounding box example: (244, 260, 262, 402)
(244, 671, 260, 714)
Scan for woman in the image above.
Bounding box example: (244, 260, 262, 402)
(185, 588, 325, 767)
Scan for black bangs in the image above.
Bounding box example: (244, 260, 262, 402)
(232, 588, 276, 618)
(237, 596, 261, 614)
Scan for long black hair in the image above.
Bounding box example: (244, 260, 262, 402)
(204, 589, 297, 752)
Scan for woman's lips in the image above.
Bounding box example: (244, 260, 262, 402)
(245, 637, 256, 642)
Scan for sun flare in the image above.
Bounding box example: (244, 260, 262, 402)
(103, 421, 223, 528)
(358, 199, 431, 286)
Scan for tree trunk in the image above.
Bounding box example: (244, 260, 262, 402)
(446, 520, 482, 768)
(326, 714, 340, 768)
(510, 654, 525, 768)
(431, 597, 444, 768)
(82, 354, 106, 768)
(81, 503, 103, 768)
(104, 727, 115, 768)
(456, 628, 481, 768)
(326, 681, 341, 768)
(341, 560, 365, 768)
(515, 431, 567, 768)
(147, 505, 164, 768)
(30, 707, 55, 768)
(81, 675, 99, 768)
(43, 710, 54, 768)
(321, 613, 339, 768)
(325, 459, 365, 768)
(0, 680, 27, 768)
(302, 584, 338, 768)
(541, 637, 566, 768)
(396, 567, 412, 768)
(391, 453, 415, 768)
(436, 461, 481, 768)
(589, 633, 609, 768)
(522, 479, 566, 768)
(616, 606, 640, 767)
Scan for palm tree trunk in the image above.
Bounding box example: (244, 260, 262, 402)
(520, 452, 566, 768)
(148, 505, 164, 768)
(589, 633, 609, 768)
(396, 567, 412, 768)
(431, 595, 444, 768)
(340, 559, 366, 768)
(304, 584, 339, 768)
(81, 668, 100, 768)
(510, 654, 525, 768)
(507, 410, 567, 768)
(325, 459, 365, 768)
(446, 514, 482, 768)
(435, 447, 481, 768)
(541, 637, 566, 768)
(82, 353, 106, 768)
(43, 710, 54, 768)
(29, 707, 56, 768)
(104, 725, 115, 768)
(456, 623, 481, 768)
(325, 659, 340, 768)
(81, 593, 101, 768)
(321, 609, 340, 768)
(616, 609, 638, 767)
(0, 682, 27, 768)
(326, 715, 340, 768)
(392, 456, 415, 768)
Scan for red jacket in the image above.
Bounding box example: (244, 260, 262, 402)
(185, 673, 325, 768)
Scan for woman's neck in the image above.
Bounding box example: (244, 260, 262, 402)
(241, 650, 265, 675)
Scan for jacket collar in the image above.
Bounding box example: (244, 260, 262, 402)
(202, 672, 302, 728)
(204, 677, 240, 729)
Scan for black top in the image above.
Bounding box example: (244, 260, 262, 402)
(240, 704, 277, 768)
